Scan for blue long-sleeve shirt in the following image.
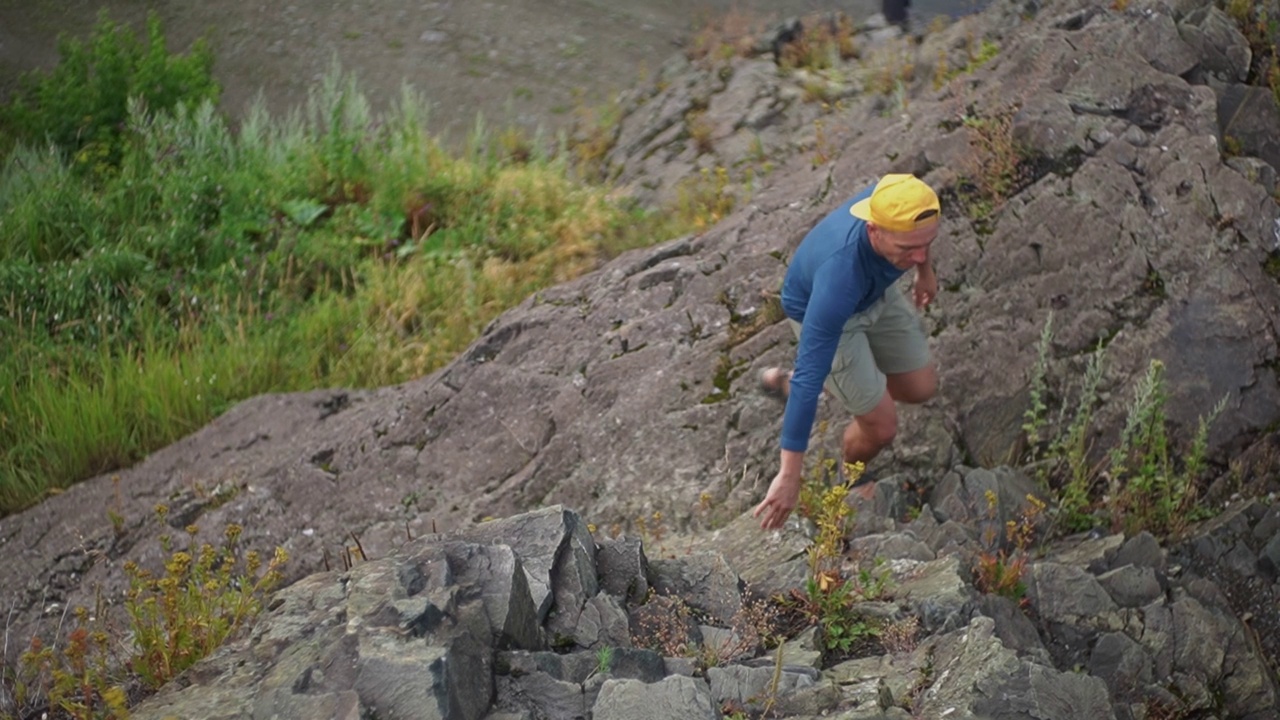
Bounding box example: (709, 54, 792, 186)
(779, 188, 906, 452)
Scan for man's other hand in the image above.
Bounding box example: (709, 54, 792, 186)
(912, 270, 938, 309)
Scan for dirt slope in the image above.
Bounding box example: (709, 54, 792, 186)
(0, 0, 881, 145)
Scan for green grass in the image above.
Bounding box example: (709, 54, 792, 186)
(0, 36, 727, 514)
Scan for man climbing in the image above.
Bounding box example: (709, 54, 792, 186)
(754, 174, 941, 531)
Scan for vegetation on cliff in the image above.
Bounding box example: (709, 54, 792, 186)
(0, 13, 730, 515)
(3, 3, 1279, 718)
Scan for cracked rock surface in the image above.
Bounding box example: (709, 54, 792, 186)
(2, 0, 1280, 714)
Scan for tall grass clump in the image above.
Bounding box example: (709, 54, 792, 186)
(0, 16, 720, 515)
(1019, 316, 1230, 537)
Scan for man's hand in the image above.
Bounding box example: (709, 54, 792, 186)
(753, 470, 802, 530)
(912, 267, 938, 309)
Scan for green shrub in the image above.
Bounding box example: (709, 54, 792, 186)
(0, 11, 218, 173)
(1020, 316, 1230, 537)
(126, 514, 289, 689)
(1107, 360, 1228, 536)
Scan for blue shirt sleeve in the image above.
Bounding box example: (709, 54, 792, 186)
(779, 254, 863, 452)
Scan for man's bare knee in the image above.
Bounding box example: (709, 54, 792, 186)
(842, 418, 895, 463)
(887, 364, 937, 405)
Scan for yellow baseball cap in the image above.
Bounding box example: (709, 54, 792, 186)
(850, 174, 941, 233)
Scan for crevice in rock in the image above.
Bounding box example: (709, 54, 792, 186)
(636, 265, 683, 291)
(1052, 8, 1101, 31)
(609, 335, 650, 358)
(462, 319, 550, 366)
(700, 352, 748, 405)
(1067, 101, 1122, 119)
(317, 393, 350, 420)
(305, 445, 335, 474)
(232, 432, 270, 451)
(622, 239, 696, 278)
(1021, 146, 1088, 185)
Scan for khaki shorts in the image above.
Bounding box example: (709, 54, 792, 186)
(788, 285, 932, 417)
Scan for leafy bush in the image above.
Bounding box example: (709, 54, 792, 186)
(789, 459, 888, 653)
(0, 11, 218, 173)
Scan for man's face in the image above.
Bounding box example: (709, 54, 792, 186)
(869, 222, 938, 270)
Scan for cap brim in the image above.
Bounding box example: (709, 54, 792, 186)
(850, 198, 873, 222)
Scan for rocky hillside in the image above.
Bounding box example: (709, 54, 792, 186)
(126, 497, 1280, 719)
(2, 0, 1280, 716)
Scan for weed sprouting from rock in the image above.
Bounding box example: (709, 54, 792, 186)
(126, 512, 289, 689)
(880, 615, 921, 656)
(1022, 312, 1055, 456)
(1050, 342, 1108, 530)
(1020, 316, 1231, 538)
(974, 492, 1044, 601)
(630, 592, 696, 658)
(1107, 361, 1229, 536)
(593, 645, 614, 675)
(3, 512, 287, 718)
(630, 588, 781, 670)
(956, 107, 1022, 221)
(788, 459, 888, 653)
(777, 15, 858, 71)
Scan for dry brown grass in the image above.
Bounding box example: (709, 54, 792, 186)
(812, 118, 835, 167)
(779, 14, 858, 71)
(686, 7, 772, 63)
(956, 106, 1020, 215)
(867, 40, 917, 96)
(881, 615, 921, 655)
(686, 109, 716, 155)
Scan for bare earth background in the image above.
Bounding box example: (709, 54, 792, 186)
(0, 0, 905, 146)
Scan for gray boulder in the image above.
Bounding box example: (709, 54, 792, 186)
(707, 664, 819, 714)
(917, 616, 1116, 720)
(1217, 83, 1280, 188)
(648, 552, 745, 626)
(449, 506, 599, 640)
(595, 535, 651, 604)
(591, 676, 716, 720)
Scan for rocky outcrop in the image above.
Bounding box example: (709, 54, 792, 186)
(127, 475, 1280, 719)
(597, 0, 1280, 465)
(2, 0, 1280, 712)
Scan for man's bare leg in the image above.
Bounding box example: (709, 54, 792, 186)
(842, 364, 937, 498)
(842, 391, 898, 499)
(886, 362, 937, 405)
